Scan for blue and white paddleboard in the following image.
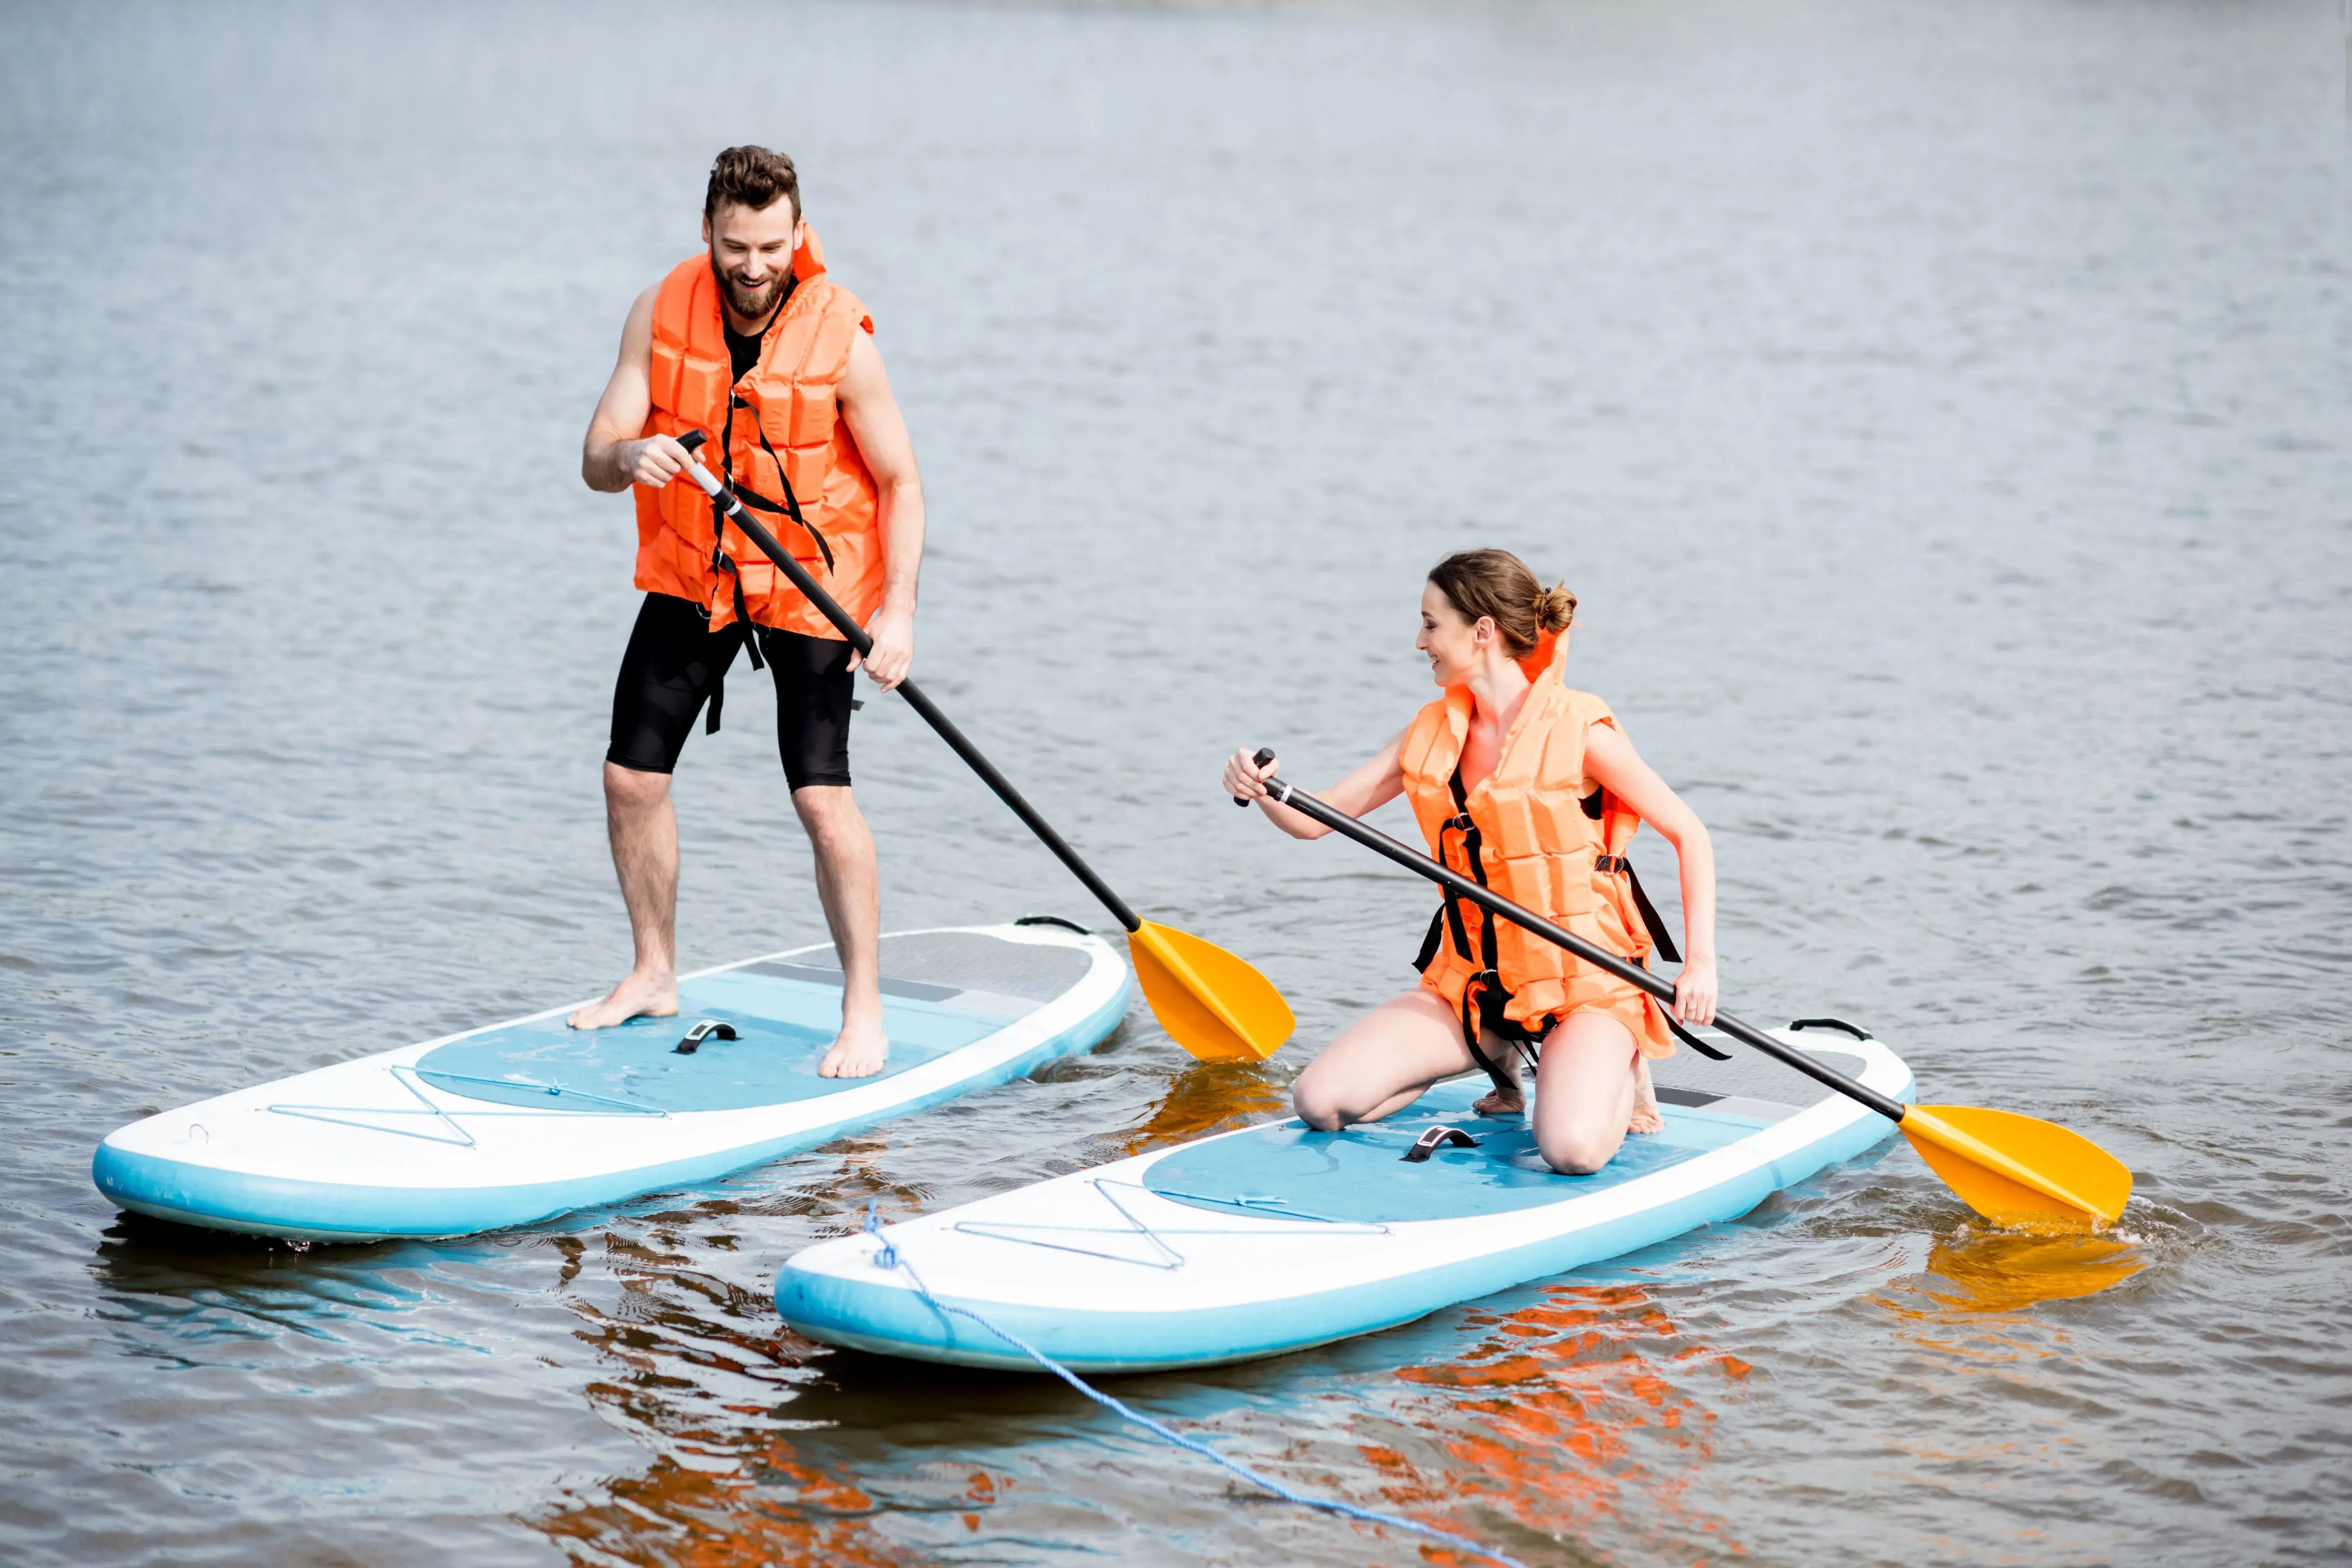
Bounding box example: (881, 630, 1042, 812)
(776, 1024, 1911, 1372)
(94, 922, 1130, 1243)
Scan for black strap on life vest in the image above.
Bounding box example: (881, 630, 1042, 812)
(1593, 853, 1678, 964)
(698, 392, 769, 737)
(697, 288, 835, 736)
(727, 394, 837, 573)
(1418, 768, 1542, 1093)
(1589, 790, 1729, 1061)
(1415, 777, 1730, 1068)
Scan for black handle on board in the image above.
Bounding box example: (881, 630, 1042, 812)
(670, 430, 1142, 933)
(1251, 755, 1910, 1123)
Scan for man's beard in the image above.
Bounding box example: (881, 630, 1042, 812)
(711, 251, 787, 322)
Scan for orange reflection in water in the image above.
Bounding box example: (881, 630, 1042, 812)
(1908, 1228, 2145, 1316)
(1370, 1281, 1750, 1563)
(1871, 1224, 2145, 1374)
(537, 1444, 923, 1568)
(1120, 1060, 1291, 1156)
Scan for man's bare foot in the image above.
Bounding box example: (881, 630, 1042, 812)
(1473, 1073, 1526, 1118)
(567, 970, 678, 1030)
(817, 1014, 890, 1079)
(1628, 1055, 1663, 1135)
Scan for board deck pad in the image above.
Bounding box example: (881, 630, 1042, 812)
(412, 932, 1072, 1115)
(1145, 1079, 1756, 1224)
(1145, 1045, 1874, 1226)
(1651, 1042, 1866, 1105)
(770, 929, 1094, 1001)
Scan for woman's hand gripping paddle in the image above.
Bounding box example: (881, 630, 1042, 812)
(1238, 749, 2130, 1230)
(666, 433, 1293, 1061)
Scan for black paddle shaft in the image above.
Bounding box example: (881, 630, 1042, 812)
(1249, 756, 1908, 1123)
(672, 431, 1142, 933)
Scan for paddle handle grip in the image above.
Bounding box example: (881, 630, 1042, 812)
(1233, 746, 1277, 806)
(673, 436, 1143, 934)
(1258, 761, 1909, 1124)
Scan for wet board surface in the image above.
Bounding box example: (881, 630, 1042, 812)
(94, 925, 1128, 1243)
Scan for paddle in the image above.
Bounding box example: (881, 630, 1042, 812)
(1237, 749, 2131, 1230)
(663, 433, 1293, 1061)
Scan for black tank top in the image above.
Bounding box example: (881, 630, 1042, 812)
(724, 323, 761, 384)
(724, 275, 797, 383)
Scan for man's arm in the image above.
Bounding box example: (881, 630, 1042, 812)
(582, 284, 691, 493)
(835, 328, 924, 689)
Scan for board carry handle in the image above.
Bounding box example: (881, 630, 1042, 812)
(1789, 1017, 1874, 1040)
(673, 1020, 738, 1055)
(1401, 1126, 1480, 1163)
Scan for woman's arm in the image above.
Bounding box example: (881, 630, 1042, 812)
(1222, 730, 1408, 841)
(1581, 721, 1718, 1025)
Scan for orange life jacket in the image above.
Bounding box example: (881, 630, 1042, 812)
(633, 225, 883, 645)
(1398, 629, 1679, 1060)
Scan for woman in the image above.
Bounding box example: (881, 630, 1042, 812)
(1223, 549, 1719, 1176)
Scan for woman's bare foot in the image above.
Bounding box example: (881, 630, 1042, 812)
(1473, 1071, 1526, 1118)
(1627, 1055, 1663, 1135)
(817, 1013, 890, 1078)
(567, 968, 678, 1030)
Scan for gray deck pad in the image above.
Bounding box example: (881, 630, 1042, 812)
(413, 931, 1091, 1115)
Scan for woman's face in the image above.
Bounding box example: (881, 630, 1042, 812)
(1416, 583, 1487, 688)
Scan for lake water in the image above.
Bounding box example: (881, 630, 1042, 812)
(3, 1, 2348, 1563)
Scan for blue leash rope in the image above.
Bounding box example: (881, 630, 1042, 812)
(859, 1206, 1533, 1568)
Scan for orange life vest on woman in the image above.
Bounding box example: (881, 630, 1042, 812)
(1399, 629, 1678, 1061)
(633, 225, 883, 642)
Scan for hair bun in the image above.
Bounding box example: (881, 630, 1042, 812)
(1534, 581, 1578, 634)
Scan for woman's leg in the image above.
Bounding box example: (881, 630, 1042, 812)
(1472, 1047, 1528, 1118)
(1292, 988, 1480, 1131)
(1630, 1053, 1662, 1135)
(1530, 1011, 1643, 1174)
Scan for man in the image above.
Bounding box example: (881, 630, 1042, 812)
(571, 145, 922, 1079)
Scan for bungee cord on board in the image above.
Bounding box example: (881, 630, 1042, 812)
(858, 1205, 1536, 1568)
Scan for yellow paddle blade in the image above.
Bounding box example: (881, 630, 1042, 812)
(1901, 1104, 2133, 1232)
(1126, 921, 1295, 1062)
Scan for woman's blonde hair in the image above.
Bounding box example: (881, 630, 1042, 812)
(1426, 549, 1576, 658)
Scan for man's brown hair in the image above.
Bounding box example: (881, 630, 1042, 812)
(704, 145, 801, 223)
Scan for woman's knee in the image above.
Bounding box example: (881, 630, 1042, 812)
(1292, 1078, 1350, 1132)
(1537, 1124, 1623, 1176)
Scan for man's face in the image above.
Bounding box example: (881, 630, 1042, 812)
(702, 199, 803, 322)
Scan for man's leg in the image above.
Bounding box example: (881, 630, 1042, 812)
(568, 762, 683, 1028)
(794, 785, 888, 1077)
(572, 594, 733, 1030)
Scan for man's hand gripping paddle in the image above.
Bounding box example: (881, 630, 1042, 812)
(1237, 749, 2130, 1230)
(667, 432, 1292, 1061)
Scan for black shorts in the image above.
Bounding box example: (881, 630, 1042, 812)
(605, 593, 855, 789)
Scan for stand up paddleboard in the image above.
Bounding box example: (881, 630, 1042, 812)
(776, 1022, 1910, 1372)
(94, 922, 1130, 1243)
